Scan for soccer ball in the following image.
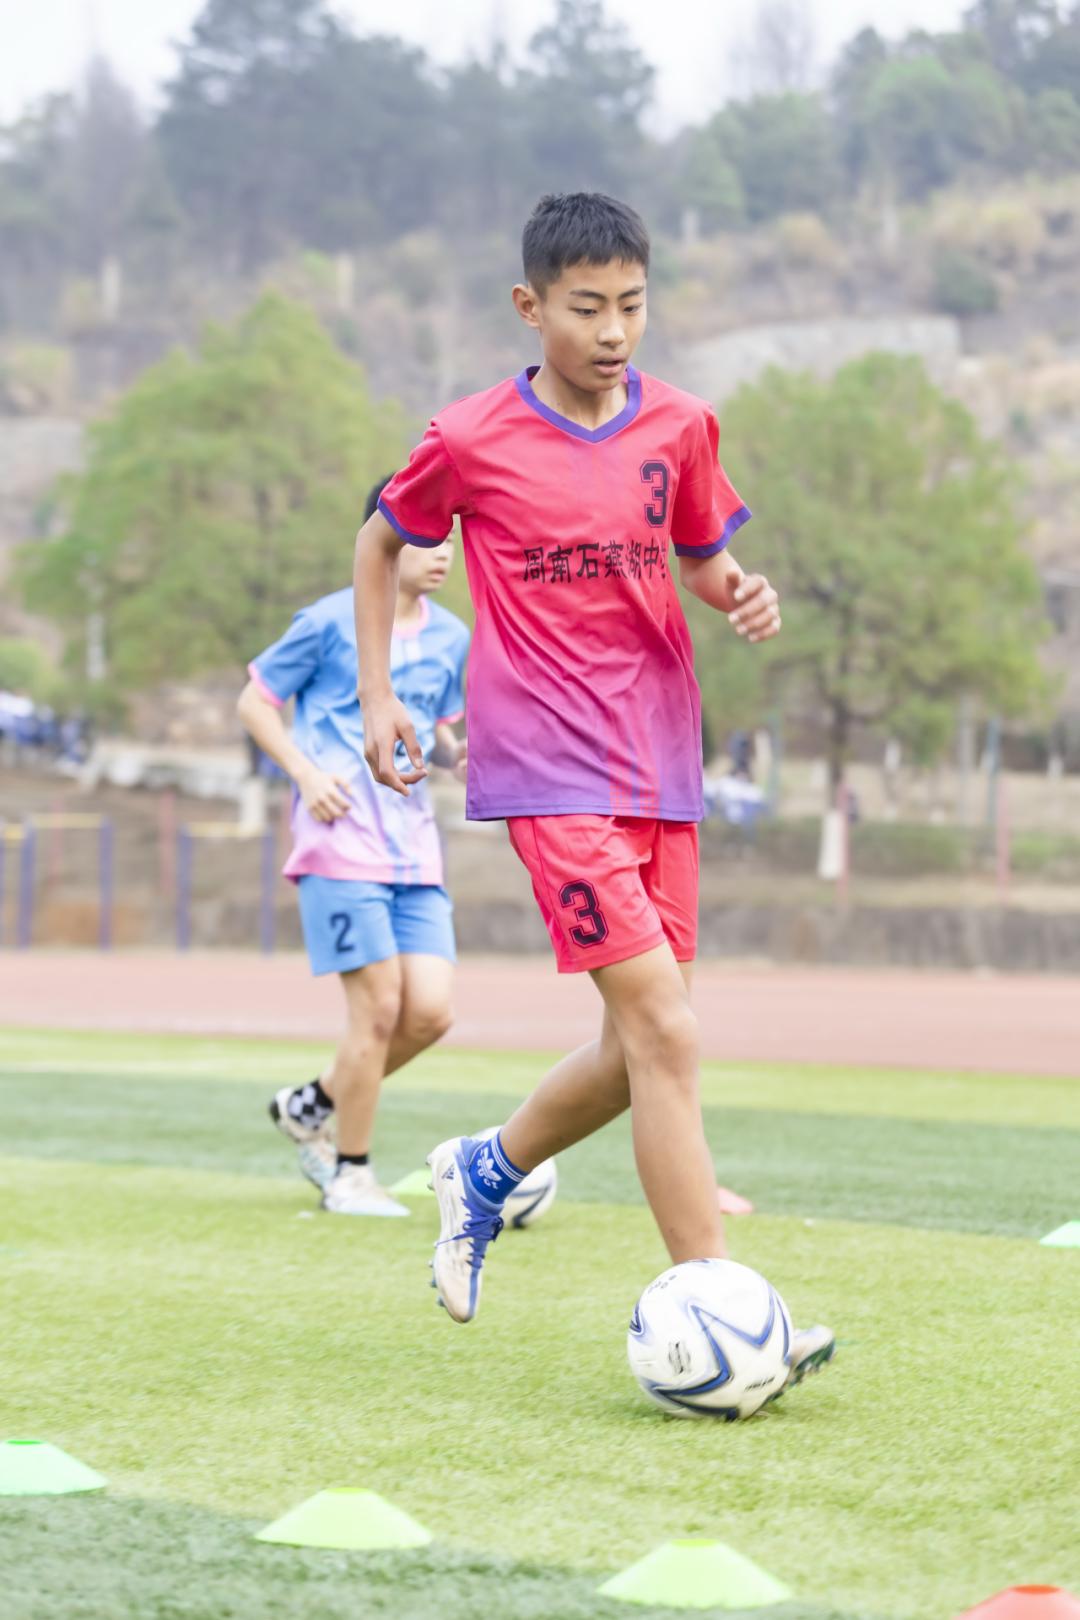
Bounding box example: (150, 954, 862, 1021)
(477, 1127, 558, 1228)
(627, 1259, 792, 1420)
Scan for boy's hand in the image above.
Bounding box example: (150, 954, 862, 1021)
(451, 739, 468, 786)
(297, 764, 352, 823)
(728, 575, 781, 644)
(362, 693, 428, 795)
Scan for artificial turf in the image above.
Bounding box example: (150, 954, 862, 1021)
(1, 1029, 1077, 1619)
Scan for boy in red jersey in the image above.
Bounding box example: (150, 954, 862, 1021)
(354, 193, 833, 1386)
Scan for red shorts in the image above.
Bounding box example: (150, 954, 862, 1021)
(507, 815, 699, 974)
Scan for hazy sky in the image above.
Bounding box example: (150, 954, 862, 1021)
(1, 0, 970, 131)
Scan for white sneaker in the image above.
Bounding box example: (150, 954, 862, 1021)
(785, 1324, 836, 1389)
(427, 1136, 504, 1323)
(321, 1162, 410, 1217)
(268, 1086, 336, 1191)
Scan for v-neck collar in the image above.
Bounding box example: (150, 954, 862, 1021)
(514, 363, 642, 443)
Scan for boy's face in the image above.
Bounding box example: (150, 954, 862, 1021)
(513, 259, 647, 395)
(399, 536, 454, 596)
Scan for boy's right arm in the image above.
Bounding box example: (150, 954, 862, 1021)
(236, 682, 351, 822)
(354, 509, 427, 796)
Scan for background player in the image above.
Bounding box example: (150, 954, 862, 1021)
(353, 192, 832, 1387)
(238, 478, 469, 1216)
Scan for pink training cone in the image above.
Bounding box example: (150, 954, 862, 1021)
(717, 1186, 754, 1216)
(956, 1587, 1080, 1620)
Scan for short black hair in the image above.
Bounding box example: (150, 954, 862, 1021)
(364, 475, 395, 523)
(522, 192, 650, 295)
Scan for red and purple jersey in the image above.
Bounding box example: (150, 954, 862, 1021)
(378, 364, 749, 823)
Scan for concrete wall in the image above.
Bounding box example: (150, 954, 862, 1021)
(670, 315, 962, 404)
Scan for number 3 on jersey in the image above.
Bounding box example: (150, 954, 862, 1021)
(559, 880, 609, 948)
(640, 460, 669, 527)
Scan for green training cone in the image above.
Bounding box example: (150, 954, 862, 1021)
(0, 1439, 106, 1495)
(598, 1539, 791, 1610)
(1039, 1222, 1080, 1248)
(254, 1489, 433, 1550)
(388, 1169, 435, 1198)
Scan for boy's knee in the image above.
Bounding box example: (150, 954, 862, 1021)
(403, 998, 454, 1051)
(345, 982, 403, 1047)
(625, 1001, 699, 1073)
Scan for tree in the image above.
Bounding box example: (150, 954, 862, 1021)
(862, 56, 964, 196)
(678, 125, 746, 231)
(63, 57, 149, 275)
(159, 0, 447, 261)
(158, 0, 344, 264)
(442, 52, 534, 234)
(292, 35, 442, 248)
(0, 94, 72, 318)
(831, 25, 892, 183)
(516, 0, 656, 199)
(1029, 85, 1080, 167)
(736, 0, 819, 95)
(21, 296, 409, 703)
(859, 47, 1019, 197)
(527, 0, 654, 123)
(0, 638, 62, 703)
(718, 355, 1051, 791)
(717, 93, 838, 222)
(964, 0, 1064, 79)
(834, 24, 1029, 199)
(1021, 11, 1080, 96)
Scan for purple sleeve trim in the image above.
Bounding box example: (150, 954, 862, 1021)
(437, 709, 465, 726)
(247, 661, 285, 709)
(673, 503, 752, 559)
(377, 496, 447, 549)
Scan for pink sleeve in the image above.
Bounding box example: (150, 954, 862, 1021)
(670, 406, 751, 559)
(247, 661, 284, 708)
(378, 422, 469, 547)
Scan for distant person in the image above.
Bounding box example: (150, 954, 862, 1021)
(354, 191, 834, 1391)
(58, 712, 90, 768)
(237, 477, 469, 1216)
(729, 728, 754, 780)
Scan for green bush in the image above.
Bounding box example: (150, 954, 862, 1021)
(849, 821, 976, 877)
(703, 817, 1080, 882)
(0, 637, 63, 704)
(703, 817, 986, 878)
(701, 817, 817, 871)
(932, 250, 1000, 316)
(0, 344, 74, 414)
(1011, 831, 1080, 881)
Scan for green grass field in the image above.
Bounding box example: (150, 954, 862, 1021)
(2, 1028, 1077, 1620)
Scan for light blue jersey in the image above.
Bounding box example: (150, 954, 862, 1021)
(250, 589, 469, 886)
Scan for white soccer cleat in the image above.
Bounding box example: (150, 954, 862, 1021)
(320, 1162, 410, 1217)
(427, 1136, 504, 1323)
(784, 1323, 836, 1389)
(268, 1086, 336, 1191)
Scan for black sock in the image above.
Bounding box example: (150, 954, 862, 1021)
(286, 1077, 334, 1130)
(337, 1151, 370, 1168)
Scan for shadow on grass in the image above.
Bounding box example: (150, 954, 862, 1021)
(2, 1493, 870, 1620)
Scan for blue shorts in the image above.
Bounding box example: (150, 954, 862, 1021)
(297, 877, 456, 977)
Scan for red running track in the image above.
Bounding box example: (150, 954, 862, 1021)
(0, 952, 1076, 1076)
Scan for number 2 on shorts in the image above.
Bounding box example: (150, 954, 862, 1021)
(559, 880, 609, 948)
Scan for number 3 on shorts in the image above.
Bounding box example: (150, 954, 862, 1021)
(559, 880, 609, 948)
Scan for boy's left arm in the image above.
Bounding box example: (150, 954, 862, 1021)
(679, 550, 782, 644)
